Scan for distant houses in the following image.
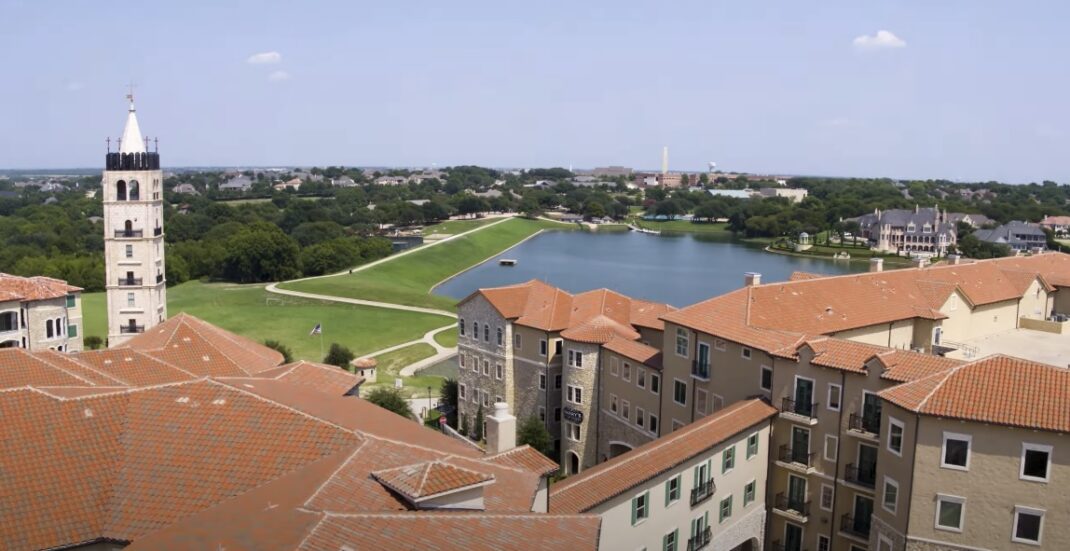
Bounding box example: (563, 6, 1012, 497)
(1040, 215, 1070, 236)
(973, 220, 1047, 252)
(172, 183, 199, 195)
(218, 175, 253, 192)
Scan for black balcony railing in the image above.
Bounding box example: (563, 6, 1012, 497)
(775, 492, 810, 517)
(153, 227, 163, 236)
(778, 444, 815, 468)
(690, 479, 715, 506)
(844, 463, 876, 488)
(781, 397, 819, 420)
(119, 324, 145, 334)
(114, 229, 144, 238)
(156, 274, 164, 284)
(117, 278, 143, 286)
(691, 359, 710, 379)
(840, 514, 871, 539)
(686, 526, 712, 551)
(848, 412, 881, 435)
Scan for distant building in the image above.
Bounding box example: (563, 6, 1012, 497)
(172, 183, 199, 195)
(590, 166, 633, 177)
(854, 206, 959, 256)
(707, 189, 753, 200)
(571, 176, 612, 187)
(331, 176, 358, 187)
(0, 273, 83, 352)
(219, 175, 253, 192)
(273, 178, 302, 191)
(758, 187, 808, 203)
(375, 175, 406, 186)
(973, 221, 1047, 252)
(1039, 215, 1070, 236)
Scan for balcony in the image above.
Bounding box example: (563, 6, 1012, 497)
(686, 526, 712, 551)
(773, 492, 810, 520)
(840, 514, 871, 540)
(156, 274, 164, 284)
(691, 359, 710, 380)
(776, 444, 815, 473)
(119, 324, 145, 334)
(117, 278, 143, 287)
(690, 479, 715, 507)
(844, 463, 876, 490)
(847, 413, 880, 440)
(153, 227, 162, 236)
(114, 229, 144, 238)
(780, 397, 819, 425)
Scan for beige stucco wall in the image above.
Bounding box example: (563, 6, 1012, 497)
(1053, 286, 1070, 315)
(597, 349, 662, 461)
(585, 421, 771, 551)
(871, 401, 918, 551)
(832, 319, 915, 349)
(1017, 278, 1049, 320)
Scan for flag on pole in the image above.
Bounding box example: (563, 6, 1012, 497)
(309, 323, 322, 336)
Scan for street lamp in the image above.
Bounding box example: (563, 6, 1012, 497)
(427, 386, 432, 421)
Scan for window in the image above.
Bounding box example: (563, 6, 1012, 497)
(538, 406, 545, 421)
(1012, 506, 1044, 545)
(741, 433, 758, 459)
(695, 388, 708, 415)
(743, 480, 756, 505)
(722, 446, 735, 473)
(459, 318, 465, 336)
(483, 324, 489, 342)
(1020, 443, 1052, 482)
(539, 373, 546, 390)
(888, 418, 905, 456)
(554, 407, 561, 421)
(650, 373, 660, 394)
(567, 422, 581, 442)
(496, 327, 503, 346)
(554, 374, 562, 389)
(817, 535, 830, 551)
(495, 363, 503, 380)
(482, 392, 489, 407)
(631, 491, 650, 525)
(126, 293, 135, 307)
(741, 347, 751, 359)
(672, 419, 685, 432)
(459, 354, 466, 368)
(718, 495, 732, 522)
(622, 362, 631, 382)
(882, 477, 899, 514)
(675, 327, 689, 357)
(65, 295, 76, 308)
(482, 360, 490, 376)
(125, 244, 133, 258)
(941, 432, 971, 470)
(459, 384, 467, 400)
(495, 395, 502, 404)
(472, 321, 478, 337)
(824, 434, 838, 462)
(539, 339, 547, 356)
(514, 332, 521, 349)
(567, 385, 583, 405)
(649, 414, 658, 433)
(760, 366, 772, 391)
(622, 400, 630, 420)
(827, 383, 842, 411)
(568, 350, 583, 367)
(555, 340, 563, 355)
(610, 394, 618, 414)
(662, 529, 678, 551)
(636, 368, 646, 389)
(68, 324, 77, 337)
(635, 407, 645, 427)
(935, 494, 965, 532)
(610, 357, 619, 376)
(819, 484, 834, 511)
(673, 380, 687, 405)
(46, 319, 54, 338)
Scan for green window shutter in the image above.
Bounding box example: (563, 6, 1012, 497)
(693, 465, 700, 485)
(631, 497, 638, 525)
(705, 459, 712, 480)
(68, 325, 77, 337)
(665, 479, 671, 506)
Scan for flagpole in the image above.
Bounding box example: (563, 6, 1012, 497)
(319, 329, 324, 360)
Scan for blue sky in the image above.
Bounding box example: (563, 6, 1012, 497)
(1, 1, 1067, 182)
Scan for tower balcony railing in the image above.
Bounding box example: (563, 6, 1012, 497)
(840, 514, 871, 539)
(780, 397, 819, 421)
(119, 324, 145, 334)
(778, 444, 815, 468)
(848, 413, 881, 436)
(117, 277, 143, 287)
(114, 229, 144, 238)
(774, 492, 811, 518)
(153, 227, 162, 236)
(844, 463, 876, 489)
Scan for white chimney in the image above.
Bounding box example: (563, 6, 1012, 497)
(486, 402, 516, 454)
(947, 254, 961, 265)
(869, 258, 884, 272)
(744, 272, 762, 287)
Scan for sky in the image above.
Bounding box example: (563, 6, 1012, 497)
(1, 1, 1068, 183)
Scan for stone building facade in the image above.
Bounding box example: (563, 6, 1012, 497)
(0, 274, 83, 352)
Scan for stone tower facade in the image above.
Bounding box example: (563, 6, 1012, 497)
(103, 98, 167, 346)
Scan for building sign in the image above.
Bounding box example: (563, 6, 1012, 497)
(563, 407, 584, 424)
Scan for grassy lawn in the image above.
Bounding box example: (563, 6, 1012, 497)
(280, 217, 563, 311)
(632, 218, 730, 234)
(366, 343, 440, 398)
(434, 330, 458, 348)
(81, 281, 450, 360)
(422, 217, 497, 235)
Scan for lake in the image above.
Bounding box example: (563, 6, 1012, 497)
(433, 230, 867, 307)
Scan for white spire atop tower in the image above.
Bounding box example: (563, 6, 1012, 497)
(119, 90, 146, 154)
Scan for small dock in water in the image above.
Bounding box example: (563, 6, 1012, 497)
(499, 259, 518, 266)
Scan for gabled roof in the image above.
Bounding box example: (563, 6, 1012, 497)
(880, 355, 1070, 432)
(550, 399, 776, 513)
(121, 312, 284, 376)
(872, 349, 963, 383)
(372, 461, 494, 502)
(602, 337, 663, 370)
(484, 445, 560, 476)
(0, 272, 81, 302)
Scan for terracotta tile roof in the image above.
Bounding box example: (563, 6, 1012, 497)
(788, 271, 823, 281)
(484, 445, 560, 476)
(299, 513, 602, 551)
(75, 348, 201, 386)
(800, 337, 889, 373)
(873, 349, 963, 383)
(603, 337, 663, 370)
(0, 348, 102, 388)
(462, 279, 674, 345)
(0, 272, 81, 302)
(236, 360, 364, 395)
(662, 288, 805, 354)
(121, 312, 284, 375)
(372, 461, 494, 501)
(880, 354, 1070, 432)
(550, 399, 776, 513)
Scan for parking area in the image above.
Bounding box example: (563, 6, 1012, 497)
(958, 327, 1070, 368)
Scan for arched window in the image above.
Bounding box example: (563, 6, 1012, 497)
(124, 220, 134, 237)
(128, 180, 140, 201)
(46, 319, 54, 339)
(483, 324, 490, 342)
(567, 451, 581, 475)
(472, 321, 478, 337)
(459, 318, 465, 336)
(116, 180, 127, 201)
(0, 340, 18, 349)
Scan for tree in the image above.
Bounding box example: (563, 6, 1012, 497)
(365, 387, 414, 419)
(517, 416, 553, 458)
(457, 196, 490, 217)
(439, 378, 459, 428)
(84, 336, 104, 350)
(324, 343, 355, 368)
(165, 253, 190, 286)
(299, 238, 363, 276)
(474, 404, 485, 441)
(583, 200, 606, 219)
(291, 221, 346, 247)
(680, 174, 690, 186)
(263, 339, 293, 363)
(221, 224, 301, 283)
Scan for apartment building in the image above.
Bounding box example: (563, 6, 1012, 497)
(552, 399, 776, 551)
(874, 355, 1069, 551)
(0, 273, 83, 352)
(456, 279, 672, 474)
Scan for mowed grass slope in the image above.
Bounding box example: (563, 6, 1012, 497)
(80, 281, 450, 360)
(422, 217, 496, 235)
(280, 217, 565, 310)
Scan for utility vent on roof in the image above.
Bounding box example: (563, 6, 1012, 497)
(103, 359, 112, 365)
(825, 307, 834, 315)
(202, 355, 210, 362)
(242, 384, 254, 388)
(84, 408, 93, 418)
(212, 399, 226, 405)
(124, 356, 133, 362)
(183, 337, 191, 342)
(176, 396, 190, 403)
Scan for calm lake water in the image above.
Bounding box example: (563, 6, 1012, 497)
(433, 230, 867, 307)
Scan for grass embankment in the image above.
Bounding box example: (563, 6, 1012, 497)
(80, 281, 449, 361)
(422, 217, 497, 236)
(367, 343, 440, 398)
(766, 237, 914, 265)
(280, 217, 564, 311)
(434, 330, 458, 348)
(632, 218, 731, 234)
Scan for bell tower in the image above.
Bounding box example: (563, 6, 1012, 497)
(103, 93, 167, 346)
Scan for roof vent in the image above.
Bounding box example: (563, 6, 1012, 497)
(202, 355, 211, 362)
(176, 396, 190, 403)
(84, 408, 94, 418)
(744, 272, 762, 287)
(212, 399, 226, 405)
(124, 356, 133, 362)
(825, 306, 834, 315)
(103, 359, 112, 365)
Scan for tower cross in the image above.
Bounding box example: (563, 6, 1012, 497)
(126, 82, 137, 108)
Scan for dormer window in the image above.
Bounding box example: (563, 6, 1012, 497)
(371, 461, 494, 510)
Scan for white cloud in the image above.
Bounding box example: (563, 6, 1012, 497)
(268, 70, 291, 82)
(246, 51, 282, 64)
(853, 30, 906, 50)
